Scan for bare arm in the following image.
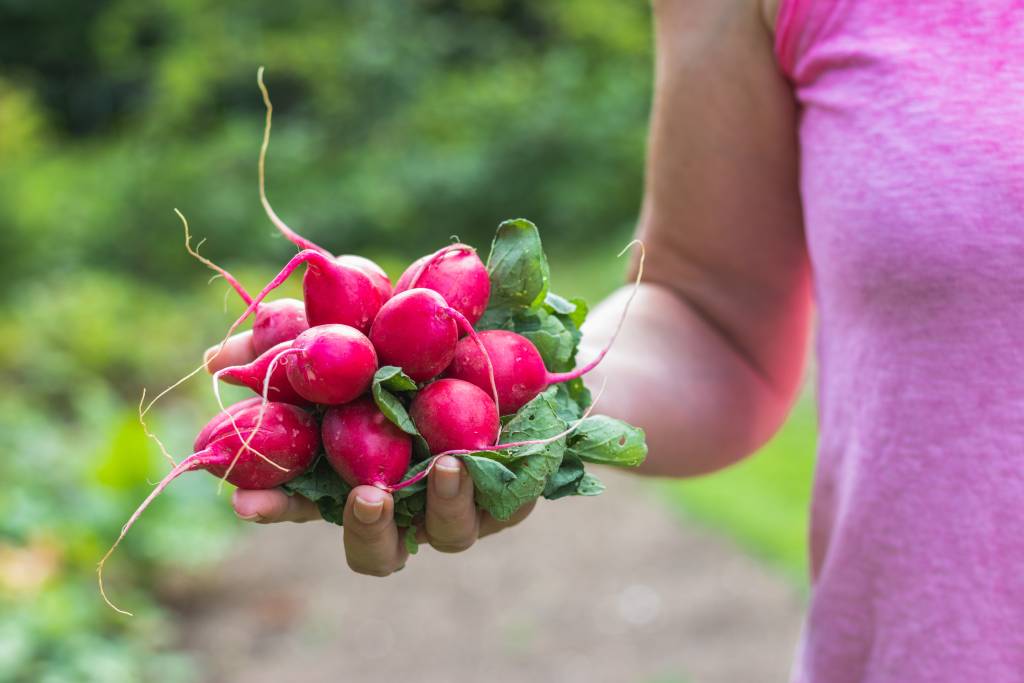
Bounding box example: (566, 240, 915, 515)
(583, 0, 811, 477)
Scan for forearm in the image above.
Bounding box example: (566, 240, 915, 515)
(580, 282, 806, 477)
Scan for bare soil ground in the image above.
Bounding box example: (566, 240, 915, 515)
(176, 471, 804, 683)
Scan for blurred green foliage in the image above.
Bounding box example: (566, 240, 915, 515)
(0, 1, 654, 680)
(0, 0, 651, 294)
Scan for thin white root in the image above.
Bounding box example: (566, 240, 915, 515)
(137, 388, 177, 467)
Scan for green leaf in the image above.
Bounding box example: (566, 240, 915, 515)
(372, 382, 417, 435)
(576, 473, 606, 496)
(403, 525, 419, 555)
(516, 308, 578, 372)
(567, 416, 648, 467)
(467, 389, 568, 521)
(543, 291, 576, 315)
(461, 454, 516, 487)
(480, 218, 550, 324)
(281, 457, 351, 526)
(370, 367, 432, 458)
(565, 296, 589, 330)
(374, 365, 418, 392)
(542, 451, 586, 500)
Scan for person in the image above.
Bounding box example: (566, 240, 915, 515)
(207, 0, 1024, 680)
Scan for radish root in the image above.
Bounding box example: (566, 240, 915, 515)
(408, 243, 473, 290)
(256, 67, 331, 256)
(137, 388, 177, 467)
(97, 451, 210, 616)
(545, 240, 645, 384)
(448, 308, 500, 416)
(177, 209, 253, 305)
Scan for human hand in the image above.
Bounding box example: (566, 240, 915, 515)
(207, 334, 535, 576)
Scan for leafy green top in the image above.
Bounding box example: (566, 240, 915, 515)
(284, 219, 647, 552)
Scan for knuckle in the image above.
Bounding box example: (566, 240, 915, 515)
(429, 502, 476, 527)
(350, 523, 390, 544)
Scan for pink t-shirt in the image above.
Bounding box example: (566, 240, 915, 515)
(775, 1, 1024, 681)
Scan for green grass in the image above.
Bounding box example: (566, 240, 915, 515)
(655, 397, 818, 584)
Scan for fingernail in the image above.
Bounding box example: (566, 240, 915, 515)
(354, 489, 385, 524)
(232, 491, 264, 522)
(434, 456, 462, 500)
(235, 511, 264, 522)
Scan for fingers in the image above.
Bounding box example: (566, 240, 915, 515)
(204, 330, 256, 375)
(424, 456, 479, 553)
(479, 498, 536, 539)
(232, 488, 321, 523)
(342, 486, 407, 577)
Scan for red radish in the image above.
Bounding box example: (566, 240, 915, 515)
(391, 383, 605, 492)
(99, 400, 320, 615)
(338, 254, 393, 303)
(214, 341, 311, 406)
(197, 248, 382, 340)
(252, 71, 384, 332)
(446, 240, 646, 414)
(322, 397, 412, 488)
(369, 288, 500, 405)
(192, 396, 263, 451)
(285, 324, 378, 405)
(302, 253, 383, 333)
(252, 298, 308, 354)
(444, 329, 571, 415)
(395, 244, 490, 326)
(369, 289, 459, 382)
(409, 378, 500, 454)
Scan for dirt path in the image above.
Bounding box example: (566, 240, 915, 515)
(176, 471, 805, 683)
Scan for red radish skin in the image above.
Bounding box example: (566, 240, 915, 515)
(445, 240, 646, 414)
(303, 254, 383, 333)
(200, 402, 320, 488)
(252, 298, 309, 354)
(338, 254, 393, 303)
(216, 341, 311, 406)
(254, 71, 384, 332)
(369, 288, 500, 403)
(369, 289, 459, 382)
(395, 244, 491, 326)
(193, 396, 264, 451)
(99, 400, 320, 615)
(203, 249, 383, 340)
(445, 329, 620, 415)
(194, 242, 413, 396)
(409, 379, 500, 454)
(322, 397, 412, 488)
(390, 384, 604, 493)
(445, 330, 548, 414)
(285, 324, 378, 405)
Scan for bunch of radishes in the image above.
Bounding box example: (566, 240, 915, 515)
(98, 71, 647, 615)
